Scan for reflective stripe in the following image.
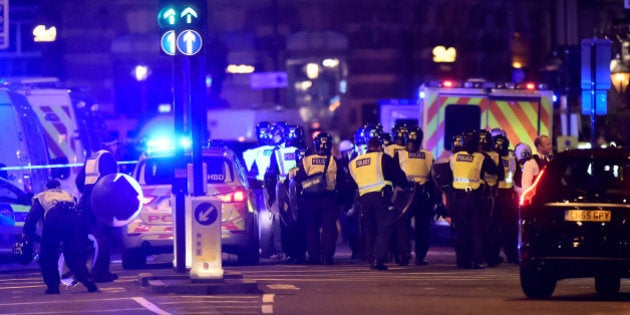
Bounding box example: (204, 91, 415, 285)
(450, 152, 484, 190)
(275, 146, 297, 178)
(35, 189, 75, 218)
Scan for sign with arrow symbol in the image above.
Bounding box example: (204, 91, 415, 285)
(194, 202, 218, 226)
(177, 29, 202, 56)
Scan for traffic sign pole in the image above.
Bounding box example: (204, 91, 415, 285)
(580, 39, 611, 148)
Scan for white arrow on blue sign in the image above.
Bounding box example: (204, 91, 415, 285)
(160, 30, 176, 56)
(194, 202, 218, 226)
(177, 29, 203, 56)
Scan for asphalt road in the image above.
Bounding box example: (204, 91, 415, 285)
(1, 245, 630, 315)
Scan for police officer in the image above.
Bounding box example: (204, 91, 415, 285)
(353, 127, 367, 158)
(478, 129, 504, 267)
(397, 126, 435, 265)
(521, 135, 553, 192)
(75, 136, 119, 283)
(267, 124, 306, 263)
(295, 133, 343, 265)
(493, 134, 519, 264)
(384, 125, 407, 158)
(513, 143, 533, 197)
(349, 137, 408, 270)
(448, 130, 499, 269)
(242, 121, 275, 181)
(24, 180, 98, 294)
(337, 139, 361, 259)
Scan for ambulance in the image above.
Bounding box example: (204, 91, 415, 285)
(381, 80, 554, 158)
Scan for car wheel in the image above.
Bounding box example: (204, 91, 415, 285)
(122, 248, 146, 270)
(520, 265, 556, 299)
(238, 215, 260, 265)
(595, 275, 621, 295)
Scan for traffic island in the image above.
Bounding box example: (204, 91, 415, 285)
(138, 272, 261, 295)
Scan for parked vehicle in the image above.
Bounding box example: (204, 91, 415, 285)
(519, 148, 630, 298)
(122, 145, 262, 269)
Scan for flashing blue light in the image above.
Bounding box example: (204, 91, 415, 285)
(205, 75, 213, 88)
(552, 94, 558, 103)
(146, 135, 193, 154)
(419, 90, 426, 99)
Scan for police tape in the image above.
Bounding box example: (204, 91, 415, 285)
(0, 160, 138, 171)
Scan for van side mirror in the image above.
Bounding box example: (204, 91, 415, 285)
(50, 157, 71, 179)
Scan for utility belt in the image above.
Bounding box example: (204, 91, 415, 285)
(452, 187, 480, 195)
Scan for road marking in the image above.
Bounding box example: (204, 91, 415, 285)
(262, 294, 275, 303)
(131, 297, 171, 315)
(262, 304, 274, 314)
(266, 284, 299, 290)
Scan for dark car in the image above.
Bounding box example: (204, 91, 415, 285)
(519, 148, 630, 298)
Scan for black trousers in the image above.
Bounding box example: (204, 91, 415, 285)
(450, 189, 485, 267)
(280, 215, 306, 262)
(79, 190, 117, 278)
(359, 191, 396, 265)
(302, 192, 339, 262)
(40, 206, 93, 291)
(408, 185, 435, 261)
(495, 188, 519, 263)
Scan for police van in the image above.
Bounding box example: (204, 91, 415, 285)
(122, 142, 262, 269)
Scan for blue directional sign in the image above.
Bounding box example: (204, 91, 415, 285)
(160, 30, 176, 56)
(176, 29, 203, 56)
(194, 202, 218, 226)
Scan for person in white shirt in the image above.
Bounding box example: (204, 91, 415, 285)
(521, 135, 553, 192)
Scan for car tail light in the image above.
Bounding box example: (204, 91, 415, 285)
(519, 169, 545, 207)
(142, 196, 156, 205)
(217, 189, 247, 203)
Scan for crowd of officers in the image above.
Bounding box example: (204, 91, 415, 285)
(245, 120, 553, 271)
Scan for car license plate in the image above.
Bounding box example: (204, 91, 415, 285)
(564, 210, 611, 222)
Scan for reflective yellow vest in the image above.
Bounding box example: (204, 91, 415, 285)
(34, 189, 75, 218)
(483, 151, 500, 187)
(498, 151, 516, 189)
(275, 146, 298, 179)
(349, 152, 392, 196)
(398, 149, 434, 185)
(84, 150, 118, 185)
(302, 154, 337, 191)
(384, 144, 405, 158)
(449, 151, 484, 190)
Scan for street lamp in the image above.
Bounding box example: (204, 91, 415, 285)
(610, 56, 630, 107)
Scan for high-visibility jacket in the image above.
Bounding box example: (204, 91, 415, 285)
(398, 149, 434, 185)
(483, 151, 500, 187)
(34, 188, 75, 218)
(498, 151, 516, 189)
(449, 151, 485, 190)
(384, 144, 405, 158)
(84, 150, 118, 185)
(274, 146, 298, 179)
(349, 152, 392, 196)
(302, 154, 337, 191)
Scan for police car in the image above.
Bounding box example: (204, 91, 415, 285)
(0, 178, 32, 259)
(121, 144, 261, 269)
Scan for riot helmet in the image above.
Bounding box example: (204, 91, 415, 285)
(256, 121, 272, 145)
(491, 128, 507, 138)
(285, 125, 305, 147)
(354, 127, 366, 146)
(362, 123, 381, 143)
(314, 132, 334, 155)
(392, 124, 408, 146)
(493, 134, 510, 156)
(381, 132, 392, 146)
(405, 126, 423, 153)
(461, 130, 480, 153)
(514, 143, 533, 164)
(339, 140, 354, 159)
(270, 121, 288, 146)
(452, 134, 464, 153)
(478, 129, 493, 152)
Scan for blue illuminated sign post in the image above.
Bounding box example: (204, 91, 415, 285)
(158, 0, 207, 274)
(580, 38, 611, 147)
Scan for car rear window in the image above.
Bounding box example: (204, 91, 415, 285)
(551, 157, 630, 193)
(139, 156, 234, 185)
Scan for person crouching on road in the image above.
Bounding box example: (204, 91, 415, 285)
(294, 132, 344, 265)
(23, 180, 98, 294)
(349, 137, 409, 271)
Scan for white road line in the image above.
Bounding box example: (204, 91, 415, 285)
(262, 294, 275, 303)
(131, 297, 172, 315)
(262, 304, 274, 314)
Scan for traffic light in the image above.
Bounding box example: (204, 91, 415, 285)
(157, 0, 206, 56)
